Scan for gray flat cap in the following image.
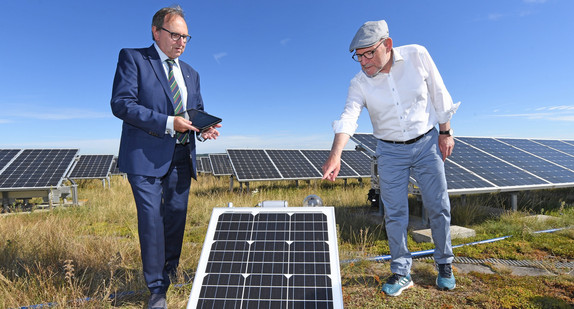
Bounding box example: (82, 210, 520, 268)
(349, 20, 389, 52)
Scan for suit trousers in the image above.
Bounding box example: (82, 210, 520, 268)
(127, 143, 192, 294)
(376, 128, 454, 276)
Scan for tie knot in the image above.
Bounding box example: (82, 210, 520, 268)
(166, 59, 175, 67)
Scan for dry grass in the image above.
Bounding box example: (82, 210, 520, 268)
(0, 175, 573, 308)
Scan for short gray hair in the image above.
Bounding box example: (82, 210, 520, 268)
(151, 5, 185, 41)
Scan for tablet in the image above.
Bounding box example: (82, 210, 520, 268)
(186, 109, 222, 132)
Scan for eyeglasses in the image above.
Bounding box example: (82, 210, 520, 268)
(352, 39, 385, 62)
(161, 27, 191, 43)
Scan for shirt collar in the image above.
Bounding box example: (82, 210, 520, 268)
(154, 43, 180, 66)
(392, 47, 404, 64)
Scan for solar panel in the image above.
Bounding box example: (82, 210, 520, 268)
(109, 157, 123, 175)
(460, 137, 574, 184)
(187, 207, 343, 309)
(0, 149, 21, 172)
(501, 139, 574, 171)
(340, 150, 371, 177)
(350, 133, 378, 155)
(227, 149, 283, 182)
(68, 155, 114, 179)
(300, 150, 359, 178)
(201, 157, 213, 173)
(209, 153, 234, 176)
(0, 149, 78, 189)
(266, 150, 321, 179)
(534, 139, 574, 154)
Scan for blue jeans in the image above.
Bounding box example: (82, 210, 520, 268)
(376, 129, 454, 276)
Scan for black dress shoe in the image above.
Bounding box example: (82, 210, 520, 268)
(148, 293, 167, 309)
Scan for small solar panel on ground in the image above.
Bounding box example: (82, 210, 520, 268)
(68, 155, 114, 179)
(187, 207, 343, 309)
(266, 150, 321, 179)
(0, 149, 78, 189)
(227, 149, 283, 182)
(209, 153, 233, 176)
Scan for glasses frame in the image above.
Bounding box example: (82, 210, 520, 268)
(161, 27, 191, 43)
(352, 39, 386, 62)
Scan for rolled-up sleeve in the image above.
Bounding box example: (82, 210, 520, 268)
(420, 46, 460, 123)
(332, 79, 364, 136)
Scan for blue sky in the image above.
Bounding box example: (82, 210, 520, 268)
(1, 0, 572, 155)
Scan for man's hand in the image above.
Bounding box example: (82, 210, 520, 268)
(438, 134, 454, 161)
(200, 123, 222, 140)
(174, 116, 198, 133)
(322, 154, 341, 182)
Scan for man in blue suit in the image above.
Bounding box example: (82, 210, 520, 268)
(110, 6, 220, 309)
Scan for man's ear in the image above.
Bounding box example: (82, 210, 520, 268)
(384, 38, 393, 51)
(152, 26, 160, 41)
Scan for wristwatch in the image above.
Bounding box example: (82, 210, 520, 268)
(439, 128, 453, 136)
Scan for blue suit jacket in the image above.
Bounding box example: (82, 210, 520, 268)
(111, 45, 202, 178)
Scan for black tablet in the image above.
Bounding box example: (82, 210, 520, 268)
(186, 109, 222, 132)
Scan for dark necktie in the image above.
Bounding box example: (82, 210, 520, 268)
(166, 59, 189, 144)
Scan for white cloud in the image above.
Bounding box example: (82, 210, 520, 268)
(492, 105, 574, 122)
(487, 13, 504, 21)
(213, 52, 228, 64)
(280, 38, 291, 46)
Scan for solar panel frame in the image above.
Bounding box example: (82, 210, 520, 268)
(0, 149, 21, 174)
(187, 207, 343, 309)
(67, 154, 114, 179)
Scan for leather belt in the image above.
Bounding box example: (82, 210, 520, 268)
(379, 128, 434, 145)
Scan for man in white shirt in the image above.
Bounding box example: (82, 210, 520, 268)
(322, 20, 459, 297)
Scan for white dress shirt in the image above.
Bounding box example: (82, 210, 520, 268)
(154, 43, 188, 136)
(333, 44, 460, 142)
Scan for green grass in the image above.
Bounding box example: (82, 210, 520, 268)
(0, 176, 573, 308)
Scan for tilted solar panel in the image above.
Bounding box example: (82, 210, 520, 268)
(460, 137, 574, 184)
(201, 157, 213, 173)
(266, 150, 321, 179)
(299, 150, 359, 178)
(0, 149, 20, 172)
(451, 139, 547, 187)
(0, 149, 78, 189)
(503, 139, 574, 171)
(350, 133, 378, 155)
(340, 150, 371, 177)
(187, 207, 343, 309)
(68, 154, 114, 179)
(209, 153, 234, 176)
(227, 149, 282, 182)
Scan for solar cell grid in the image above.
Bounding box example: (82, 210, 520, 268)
(227, 149, 282, 181)
(0, 149, 78, 189)
(443, 160, 494, 190)
(534, 139, 574, 154)
(300, 150, 358, 178)
(340, 150, 371, 177)
(68, 155, 114, 179)
(461, 137, 574, 184)
(209, 153, 233, 176)
(0, 149, 20, 172)
(188, 208, 342, 309)
(201, 157, 212, 173)
(451, 140, 546, 187)
(499, 138, 574, 171)
(266, 150, 321, 179)
(350, 133, 378, 154)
